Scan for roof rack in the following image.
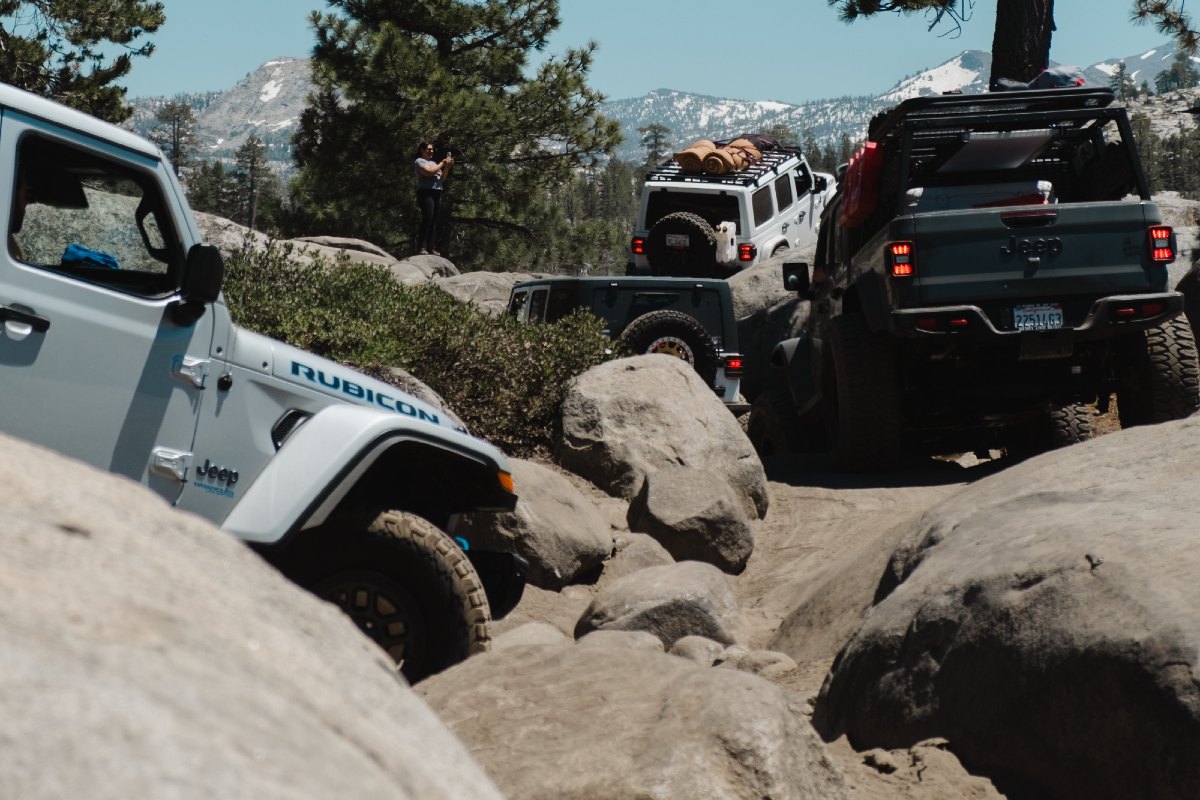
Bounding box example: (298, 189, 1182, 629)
(644, 147, 800, 188)
(869, 87, 1118, 143)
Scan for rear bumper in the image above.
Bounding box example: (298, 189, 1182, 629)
(889, 292, 1183, 343)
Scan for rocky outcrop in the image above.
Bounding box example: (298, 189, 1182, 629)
(574, 560, 747, 648)
(556, 354, 770, 519)
(0, 433, 502, 800)
(456, 458, 615, 590)
(626, 464, 755, 573)
(814, 416, 1200, 800)
(435, 271, 546, 315)
(418, 640, 849, 800)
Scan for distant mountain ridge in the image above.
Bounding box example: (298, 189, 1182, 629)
(126, 41, 1199, 166)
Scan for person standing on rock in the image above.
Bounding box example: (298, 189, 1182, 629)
(414, 141, 453, 256)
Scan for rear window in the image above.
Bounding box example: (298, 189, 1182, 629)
(645, 191, 741, 233)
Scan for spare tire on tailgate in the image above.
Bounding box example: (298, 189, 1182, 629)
(646, 212, 718, 277)
(620, 309, 719, 387)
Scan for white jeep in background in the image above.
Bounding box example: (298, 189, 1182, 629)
(628, 146, 836, 278)
(0, 83, 526, 682)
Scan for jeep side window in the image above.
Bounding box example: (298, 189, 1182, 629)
(774, 175, 794, 212)
(794, 163, 813, 195)
(508, 289, 528, 318)
(9, 135, 182, 297)
(751, 186, 774, 228)
(527, 288, 548, 322)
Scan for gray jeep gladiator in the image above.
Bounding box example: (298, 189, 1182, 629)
(754, 86, 1200, 469)
(1, 83, 524, 681)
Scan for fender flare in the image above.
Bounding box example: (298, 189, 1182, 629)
(771, 334, 819, 412)
(222, 404, 513, 545)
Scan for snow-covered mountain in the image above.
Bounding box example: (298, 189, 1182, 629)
(127, 41, 1199, 167)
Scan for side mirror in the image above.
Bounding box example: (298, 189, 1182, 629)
(814, 175, 828, 193)
(182, 243, 225, 305)
(782, 261, 812, 298)
(171, 243, 225, 326)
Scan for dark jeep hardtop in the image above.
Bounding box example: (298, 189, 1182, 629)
(758, 86, 1200, 468)
(507, 275, 745, 409)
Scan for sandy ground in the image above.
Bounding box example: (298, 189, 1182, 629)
(494, 446, 1032, 799)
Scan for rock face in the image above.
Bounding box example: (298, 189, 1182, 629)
(813, 417, 1200, 800)
(418, 642, 849, 800)
(626, 464, 755, 573)
(435, 271, 545, 315)
(456, 458, 615, 590)
(575, 560, 747, 648)
(556, 354, 769, 519)
(0, 433, 503, 800)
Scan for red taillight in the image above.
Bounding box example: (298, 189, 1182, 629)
(723, 354, 744, 377)
(1111, 302, 1168, 322)
(631, 236, 646, 256)
(1148, 226, 1174, 263)
(738, 243, 757, 262)
(887, 241, 915, 277)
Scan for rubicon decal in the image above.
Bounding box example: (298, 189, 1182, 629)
(291, 361, 441, 423)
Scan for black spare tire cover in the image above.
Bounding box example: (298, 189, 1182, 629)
(646, 211, 718, 277)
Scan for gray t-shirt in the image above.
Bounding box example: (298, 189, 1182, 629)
(415, 157, 443, 190)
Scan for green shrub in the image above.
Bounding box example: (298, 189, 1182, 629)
(222, 241, 616, 455)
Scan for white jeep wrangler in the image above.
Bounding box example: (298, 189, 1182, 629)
(628, 145, 836, 278)
(0, 84, 524, 682)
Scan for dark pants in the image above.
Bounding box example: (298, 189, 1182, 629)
(417, 188, 441, 252)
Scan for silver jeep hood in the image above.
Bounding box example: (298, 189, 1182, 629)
(228, 327, 457, 432)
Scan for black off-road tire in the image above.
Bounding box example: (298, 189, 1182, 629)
(620, 309, 719, 387)
(824, 314, 902, 471)
(1007, 403, 1094, 460)
(747, 383, 803, 457)
(1114, 316, 1200, 428)
(298, 510, 491, 683)
(646, 211, 718, 277)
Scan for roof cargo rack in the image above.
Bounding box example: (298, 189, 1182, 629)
(869, 87, 1118, 144)
(644, 147, 800, 189)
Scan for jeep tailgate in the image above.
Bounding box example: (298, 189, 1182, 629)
(904, 201, 1163, 308)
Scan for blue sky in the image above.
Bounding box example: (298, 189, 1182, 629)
(122, 0, 1175, 101)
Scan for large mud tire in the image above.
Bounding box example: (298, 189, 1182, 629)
(1007, 403, 1094, 460)
(646, 211, 718, 277)
(825, 314, 902, 471)
(620, 309, 719, 387)
(1114, 317, 1200, 428)
(747, 384, 802, 457)
(298, 510, 491, 683)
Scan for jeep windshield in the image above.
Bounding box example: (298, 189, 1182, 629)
(645, 190, 741, 232)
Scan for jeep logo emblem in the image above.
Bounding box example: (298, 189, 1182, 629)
(197, 458, 239, 485)
(1000, 235, 1063, 258)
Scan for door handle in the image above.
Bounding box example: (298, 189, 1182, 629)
(0, 304, 51, 334)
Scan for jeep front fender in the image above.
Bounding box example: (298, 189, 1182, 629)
(771, 334, 819, 412)
(222, 404, 515, 545)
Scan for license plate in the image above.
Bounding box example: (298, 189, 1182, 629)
(1013, 302, 1063, 331)
(665, 234, 689, 248)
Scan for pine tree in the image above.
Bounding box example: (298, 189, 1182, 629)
(149, 100, 199, 176)
(759, 122, 799, 148)
(1109, 62, 1137, 101)
(829, 1, 1198, 87)
(234, 136, 281, 232)
(291, 0, 621, 267)
(637, 124, 672, 167)
(0, 0, 165, 122)
(187, 160, 239, 218)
